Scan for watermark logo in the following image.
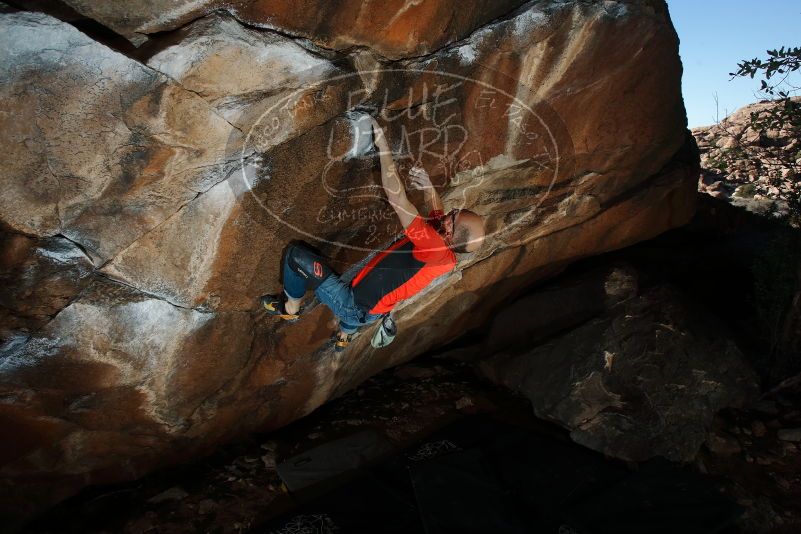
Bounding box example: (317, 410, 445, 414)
(234, 67, 570, 254)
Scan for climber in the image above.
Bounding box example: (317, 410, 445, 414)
(259, 116, 486, 351)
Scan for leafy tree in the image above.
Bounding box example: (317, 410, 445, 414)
(733, 46, 801, 97)
(729, 46, 801, 223)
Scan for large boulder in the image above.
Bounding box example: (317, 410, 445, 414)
(480, 285, 760, 462)
(1, 0, 697, 522)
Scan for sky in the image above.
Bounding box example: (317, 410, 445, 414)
(667, 0, 800, 128)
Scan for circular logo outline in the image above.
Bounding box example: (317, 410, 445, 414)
(238, 67, 564, 253)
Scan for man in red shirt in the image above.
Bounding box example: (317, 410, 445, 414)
(261, 117, 486, 350)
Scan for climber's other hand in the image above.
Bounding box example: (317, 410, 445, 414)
(409, 166, 433, 190)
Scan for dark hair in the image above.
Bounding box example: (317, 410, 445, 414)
(451, 224, 471, 253)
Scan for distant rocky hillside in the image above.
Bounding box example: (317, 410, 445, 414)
(693, 98, 800, 214)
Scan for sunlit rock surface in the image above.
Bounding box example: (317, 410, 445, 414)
(145, 13, 358, 132)
(0, 11, 239, 264)
(1, 0, 703, 523)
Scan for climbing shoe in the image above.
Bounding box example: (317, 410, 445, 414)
(260, 293, 300, 322)
(371, 314, 397, 348)
(334, 331, 353, 352)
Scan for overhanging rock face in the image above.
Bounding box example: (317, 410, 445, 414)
(1, 0, 697, 521)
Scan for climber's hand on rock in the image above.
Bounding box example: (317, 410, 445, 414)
(369, 117, 389, 150)
(409, 166, 433, 190)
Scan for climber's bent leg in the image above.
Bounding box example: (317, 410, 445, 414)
(262, 243, 335, 317)
(274, 243, 381, 347)
(282, 243, 334, 299)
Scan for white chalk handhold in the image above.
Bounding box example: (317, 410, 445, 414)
(346, 111, 374, 159)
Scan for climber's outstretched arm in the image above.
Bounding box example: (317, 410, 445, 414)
(370, 118, 419, 229)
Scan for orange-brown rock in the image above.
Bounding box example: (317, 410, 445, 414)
(62, 0, 529, 58)
(1, 0, 699, 525)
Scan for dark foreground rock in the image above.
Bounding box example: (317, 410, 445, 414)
(480, 284, 760, 462)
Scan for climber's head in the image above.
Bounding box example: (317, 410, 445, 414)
(441, 208, 485, 254)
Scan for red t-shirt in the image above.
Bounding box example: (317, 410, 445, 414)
(351, 211, 456, 314)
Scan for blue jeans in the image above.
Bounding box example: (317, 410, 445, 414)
(283, 253, 382, 334)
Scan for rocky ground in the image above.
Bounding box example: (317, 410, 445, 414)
(23, 358, 548, 534)
(20, 352, 801, 534)
(701, 379, 801, 533)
